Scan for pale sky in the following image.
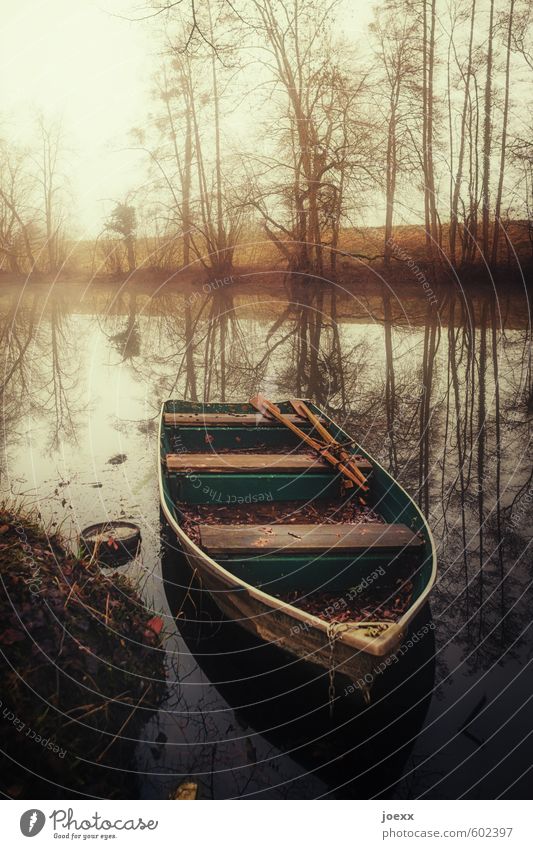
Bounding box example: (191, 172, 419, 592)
(0, 0, 374, 235)
(1, 0, 154, 234)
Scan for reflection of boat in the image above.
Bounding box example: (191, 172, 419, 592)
(161, 536, 436, 799)
(159, 399, 437, 696)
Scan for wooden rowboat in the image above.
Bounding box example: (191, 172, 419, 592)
(159, 399, 437, 698)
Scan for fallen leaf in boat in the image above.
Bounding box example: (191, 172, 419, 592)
(146, 615, 164, 635)
(204, 434, 214, 444)
(0, 525, 9, 535)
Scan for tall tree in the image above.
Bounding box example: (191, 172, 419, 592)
(448, 0, 477, 266)
(371, 1, 418, 265)
(421, 0, 439, 258)
(491, 0, 516, 265)
(35, 116, 66, 273)
(248, 0, 372, 278)
(482, 0, 495, 259)
(0, 144, 37, 272)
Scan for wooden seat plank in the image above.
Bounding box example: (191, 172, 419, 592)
(166, 452, 374, 473)
(199, 523, 423, 555)
(166, 453, 372, 474)
(164, 413, 323, 427)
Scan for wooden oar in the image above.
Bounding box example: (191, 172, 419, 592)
(249, 395, 368, 491)
(250, 395, 325, 453)
(290, 398, 368, 489)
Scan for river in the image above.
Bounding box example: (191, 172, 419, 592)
(0, 275, 531, 798)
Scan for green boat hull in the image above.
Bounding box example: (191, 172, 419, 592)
(159, 400, 437, 696)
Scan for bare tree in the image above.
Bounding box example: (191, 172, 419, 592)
(371, 0, 418, 265)
(491, 0, 516, 265)
(246, 0, 373, 278)
(136, 4, 248, 277)
(481, 0, 495, 260)
(34, 116, 67, 272)
(126, 0, 532, 278)
(448, 0, 477, 266)
(0, 144, 37, 273)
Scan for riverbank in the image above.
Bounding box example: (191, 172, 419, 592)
(1, 232, 531, 296)
(0, 508, 166, 799)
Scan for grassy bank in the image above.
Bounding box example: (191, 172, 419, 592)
(0, 508, 166, 799)
(1, 219, 532, 294)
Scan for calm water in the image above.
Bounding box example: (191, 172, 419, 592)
(1, 275, 531, 798)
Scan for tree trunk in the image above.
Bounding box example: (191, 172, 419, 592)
(384, 84, 399, 266)
(450, 0, 476, 266)
(482, 0, 495, 259)
(182, 100, 193, 267)
(125, 235, 136, 273)
(421, 0, 438, 259)
(426, 0, 438, 249)
(208, 4, 228, 276)
(491, 0, 515, 266)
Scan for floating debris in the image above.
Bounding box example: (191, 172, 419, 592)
(107, 453, 127, 465)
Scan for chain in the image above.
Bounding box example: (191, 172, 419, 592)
(327, 622, 338, 718)
(327, 621, 361, 716)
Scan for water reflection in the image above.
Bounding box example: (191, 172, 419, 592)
(159, 529, 435, 798)
(108, 290, 141, 361)
(0, 276, 531, 798)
